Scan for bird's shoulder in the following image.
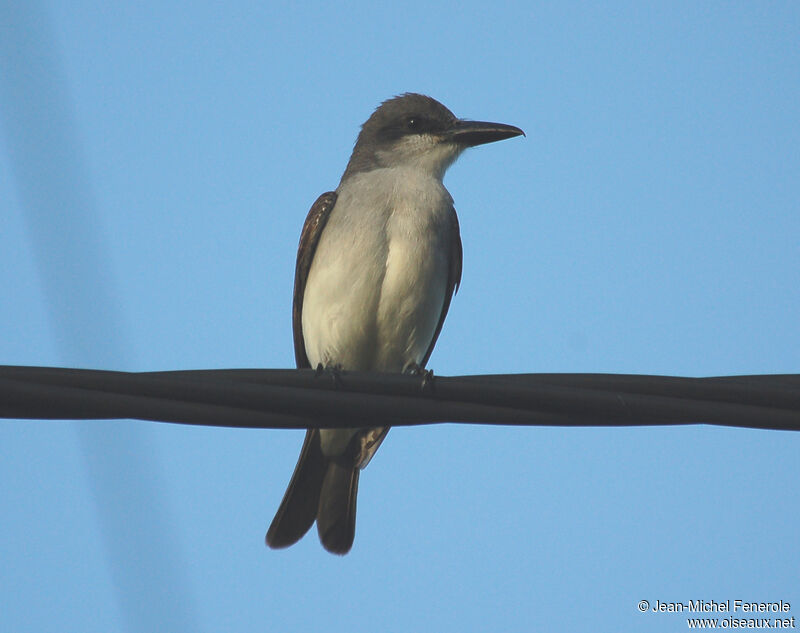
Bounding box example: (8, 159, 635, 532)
(298, 191, 337, 252)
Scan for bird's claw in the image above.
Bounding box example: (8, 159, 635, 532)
(406, 363, 435, 394)
(315, 363, 344, 387)
(420, 368, 435, 394)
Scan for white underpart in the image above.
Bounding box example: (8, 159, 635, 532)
(302, 167, 453, 372)
(302, 138, 462, 457)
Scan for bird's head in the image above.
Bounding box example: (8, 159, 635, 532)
(342, 93, 524, 181)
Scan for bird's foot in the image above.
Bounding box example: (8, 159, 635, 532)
(406, 363, 436, 394)
(420, 368, 436, 394)
(315, 362, 344, 387)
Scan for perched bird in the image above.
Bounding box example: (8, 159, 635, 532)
(266, 93, 524, 554)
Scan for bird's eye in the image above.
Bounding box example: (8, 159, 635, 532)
(405, 116, 420, 130)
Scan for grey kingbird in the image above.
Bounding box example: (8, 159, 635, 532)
(266, 93, 524, 554)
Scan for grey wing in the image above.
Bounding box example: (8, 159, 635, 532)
(292, 191, 337, 368)
(420, 206, 463, 368)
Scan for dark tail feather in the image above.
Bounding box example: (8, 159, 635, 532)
(316, 459, 359, 555)
(266, 429, 325, 549)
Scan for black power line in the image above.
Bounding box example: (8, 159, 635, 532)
(2, 365, 798, 432)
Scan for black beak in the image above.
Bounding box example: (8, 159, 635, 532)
(447, 119, 525, 147)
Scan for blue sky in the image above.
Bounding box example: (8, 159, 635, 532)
(1, 1, 798, 632)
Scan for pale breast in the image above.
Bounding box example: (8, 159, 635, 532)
(301, 167, 454, 372)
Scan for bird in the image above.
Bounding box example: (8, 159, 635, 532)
(266, 93, 524, 554)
